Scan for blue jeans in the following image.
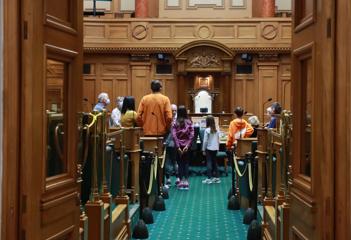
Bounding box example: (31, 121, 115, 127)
(206, 150, 219, 178)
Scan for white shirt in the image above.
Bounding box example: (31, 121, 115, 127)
(202, 127, 220, 151)
(110, 108, 121, 127)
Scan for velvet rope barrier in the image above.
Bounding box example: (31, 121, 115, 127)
(248, 161, 253, 191)
(146, 157, 156, 195)
(161, 148, 167, 168)
(232, 151, 248, 177)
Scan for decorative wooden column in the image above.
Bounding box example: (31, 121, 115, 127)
(135, 0, 148, 18)
(261, 0, 276, 17)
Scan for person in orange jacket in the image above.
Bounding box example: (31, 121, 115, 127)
(226, 106, 254, 150)
(136, 80, 172, 136)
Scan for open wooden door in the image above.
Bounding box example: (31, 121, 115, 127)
(290, 0, 335, 239)
(20, 0, 83, 239)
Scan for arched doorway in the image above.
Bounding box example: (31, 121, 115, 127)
(175, 40, 233, 113)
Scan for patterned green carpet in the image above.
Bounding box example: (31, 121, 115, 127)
(145, 173, 248, 240)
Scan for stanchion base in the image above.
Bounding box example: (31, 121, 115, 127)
(132, 219, 149, 239)
(227, 195, 240, 210)
(161, 186, 169, 199)
(153, 195, 166, 211)
(227, 187, 234, 200)
(142, 207, 154, 224)
(243, 208, 256, 224)
(247, 220, 261, 240)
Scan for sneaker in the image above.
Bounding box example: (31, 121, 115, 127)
(175, 178, 180, 186)
(183, 181, 189, 190)
(177, 180, 184, 189)
(212, 177, 221, 184)
(202, 178, 213, 184)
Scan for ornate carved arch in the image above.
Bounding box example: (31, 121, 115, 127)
(175, 40, 234, 73)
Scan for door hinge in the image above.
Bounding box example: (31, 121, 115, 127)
(23, 21, 28, 40)
(21, 195, 27, 214)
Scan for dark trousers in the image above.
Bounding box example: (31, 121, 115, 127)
(177, 150, 190, 179)
(165, 146, 178, 178)
(206, 149, 219, 178)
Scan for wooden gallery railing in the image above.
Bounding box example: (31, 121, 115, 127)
(255, 111, 293, 240)
(78, 110, 141, 240)
(235, 137, 258, 208)
(139, 136, 165, 208)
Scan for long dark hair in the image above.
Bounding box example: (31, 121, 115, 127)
(206, 115, 217, 133)
(176, 105, 188, 127)
(121, 96, 135, 114)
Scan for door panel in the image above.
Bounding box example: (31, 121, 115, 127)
(290, 0, 334, 239)
(21, 0, 83, 239)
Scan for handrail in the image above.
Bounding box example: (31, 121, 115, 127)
(54, 123, 64, 162)
(106, 129, 123, 138)
(88, 112, 102, 128)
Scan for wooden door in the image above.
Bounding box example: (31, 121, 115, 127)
(20, 0, 83, 239)
(290, 0, 335, 239)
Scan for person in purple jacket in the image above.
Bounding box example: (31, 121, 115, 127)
(171, 105, 194, 190)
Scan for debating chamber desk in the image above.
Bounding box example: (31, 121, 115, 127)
(188, 113, 233, 128)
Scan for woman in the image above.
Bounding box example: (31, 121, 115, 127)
(120, 96, 138, 127)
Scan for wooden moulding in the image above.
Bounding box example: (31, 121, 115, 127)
(123, 127, 142, 152)
(236, 137, 257, 158)
(79, 213, 88, 240)
(100, 193, 113, 240)
(256, 128, 268, 152)
(140, 136, 164, 155)
(111, 204, 129, 240)
(128, 151, 141, 203)
(256, 154, 267, 202)
(85, 200, 105, 240)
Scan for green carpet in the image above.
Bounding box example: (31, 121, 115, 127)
(145, 173, 248, 240)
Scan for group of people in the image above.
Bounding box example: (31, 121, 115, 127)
(92, 79, 282, 191)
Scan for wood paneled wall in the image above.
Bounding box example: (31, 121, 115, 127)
(83, 53, 291, 121)
(83, 54, 130, 112)
(335, 0, 351, 238)
(83, 54, 178, 111)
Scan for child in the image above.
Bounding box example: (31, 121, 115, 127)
(171, 105, 194, 190)
(226, 106, 254, 150)
(202, 115, 221, 184)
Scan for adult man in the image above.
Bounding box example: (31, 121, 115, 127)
(136, 80, 172, 136)
(93, 92, 110, 112)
